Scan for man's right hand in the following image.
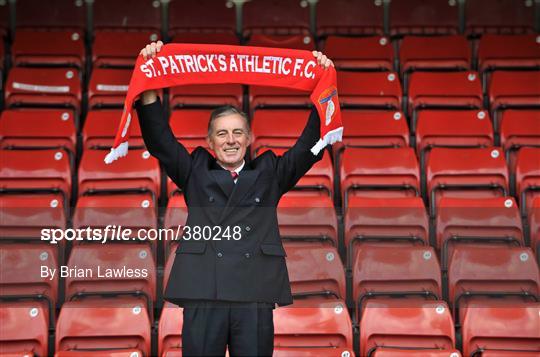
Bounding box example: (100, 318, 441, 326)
(139, 41, 164, 105)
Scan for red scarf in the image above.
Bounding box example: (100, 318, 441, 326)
(104, 44, 343, 164)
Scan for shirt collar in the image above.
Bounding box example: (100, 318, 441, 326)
(218, 160, 245, 174)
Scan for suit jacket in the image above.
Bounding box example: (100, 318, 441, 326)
(136, 99, 324, 307)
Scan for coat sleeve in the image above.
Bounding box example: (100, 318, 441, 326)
(135, 97, 192, 189)
(275, 107, 325, 195)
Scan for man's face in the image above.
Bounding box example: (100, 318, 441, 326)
(207, 113, 251, 170)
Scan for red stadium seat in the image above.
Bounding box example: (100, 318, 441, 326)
(55, 349, 145, 357)
(242, 0, 310, 36)
(12, 30, 85, 68)
(352, 245, 442, 322)
(171, 32, 239, 45)
(373, 349, 462, 357)
(82, 110, 143, 150)
(277, 194, 338, 246)
(0, 301, 49, 357)
(515, 147, 540, 218)
(169, 109, 211, 152)
(249, 86, 311, 111)
(316, 0, 384, 36)
(0, 150, 72, 204)
(5, 67, 82, 114)
(15, 0, 85, 29)
(78, 149, 160, 199)
(344, 196, 429, 270)
(389, 0, 459, 36)
(322, 36, 393, 71)
(529, 198, 540, 260)
(489, 71, 540, 133)
(285, 243, 345, 300)
(170, 84, 243, 109)
(168, 0, 236, 38)
(273, 347, 355, 357)
(465, 0, 536, 36)
(426, 147, 509, 216)
(274, 299, 353, 353)
(340, 147, 420, 205)
(163, 193, 188, 259)
(92, 30, 160, 68)
(55, 300, 151, 356)
(88, 68, 131, 109)
(478, 34, 540, 85)
(247, 34, 315, 50)
(65, 244, 156, 317)
(0, 109, 77, 155)
(461, 304, 540, 356)
(359, 300, 455, 357)
(158, 302, 184, 357)
(251, 109, 311, 155)
(337, 71, 403, 109)
(436, 197, 523, 272)
(93, 0, 160, 31)
(408, 71, 483, 124)
(399, 35, 470, 89)
(448, 245, 539, 325)
(500, 109, 540, 176)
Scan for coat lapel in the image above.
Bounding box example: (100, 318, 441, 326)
(218, 162, 260, 223)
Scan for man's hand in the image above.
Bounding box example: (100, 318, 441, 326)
(139, 41, 164, 104)
(312, 51, 334, 69)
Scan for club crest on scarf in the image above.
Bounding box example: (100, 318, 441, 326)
(318, 86, 338, 127)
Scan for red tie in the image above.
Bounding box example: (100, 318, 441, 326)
(230, 171, 239, 180)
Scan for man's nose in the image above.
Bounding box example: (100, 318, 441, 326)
(226, 133, 235, 143)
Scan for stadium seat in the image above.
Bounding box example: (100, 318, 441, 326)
(251, 109, 311, 155)
(12, 29, 85, 68)
(258, 148, 334, 197)
(416, 109, 493, 164)
(88, 68, 131, 109)
(515, 147, 540, 218)
(64, 244, 156, 317)
(158, 302, 184, 357)
(285, 243, 345, 300)
(242, 0, 310, 36)
(408, 71, 483, 126)
(247, 34, 315, 50)
(352, 245, 442, 322)
(465, 0, 536, 36)
(337, 71, 403, 109)
(372, 349, 462, 357)
(55, 300, 151, 356)
(359, 300, 455, 357)
(5, 67, 82, 114)
(92, 30, 160, 68)
(0, 149, 72, 205)
(322, 36, 393, 71)
(78, 148, 160, 199)
(15, 0, 85, 30)
(448, 245, 539, 325)
(0, 301, 49, 357)
(171, 32, 239, 45)
(529, 198, 540, 260)
(500, 109, 540, 177)
(274, 299, 353, 354)
(169, 109, 212, 152)
(273, 347, 356, 356)
(389, 0, 459, 36)
(168, 0, 236, 38)
(426, 147, 509, 216)
(277, 194, 338, 246)
(82, 109, 143, 150)
(461, 304, 540, 356)
(340, 147, 420, 206)
(170, 84, 243, 109)
(399, 35, 470, 90)
(436, 197, 523, 272)
(316, 0, 384, 36)
(0, 109, 77, 154)
(93, 0, 161, 32)
(489, 71, 540, 133)
(345, 196, 429, 270)
(249, 86, 311, 111)
(163, 193, 188, 256)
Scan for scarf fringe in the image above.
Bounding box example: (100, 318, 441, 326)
(104, 141, 129, 164)
(310, 126, 343, 155)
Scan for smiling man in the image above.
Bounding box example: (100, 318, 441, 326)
(137, 41, 333, 357)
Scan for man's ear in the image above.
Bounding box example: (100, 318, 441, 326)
(206, 135, 213, 150)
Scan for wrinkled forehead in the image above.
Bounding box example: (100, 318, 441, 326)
(210, 113, 250, 133)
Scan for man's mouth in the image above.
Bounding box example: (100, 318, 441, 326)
(224, 148, 239, 153)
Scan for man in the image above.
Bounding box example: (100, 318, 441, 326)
(137, 41, 334, 356)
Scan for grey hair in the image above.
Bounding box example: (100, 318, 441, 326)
(207, 105, 250, 136)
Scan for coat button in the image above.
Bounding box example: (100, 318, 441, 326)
(245, 253, 251, 258)
(217, 252, 223, 258)
(245, 226, 251, 232)
(209, 196, 214, 203)
(254, 197, 260, 203)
